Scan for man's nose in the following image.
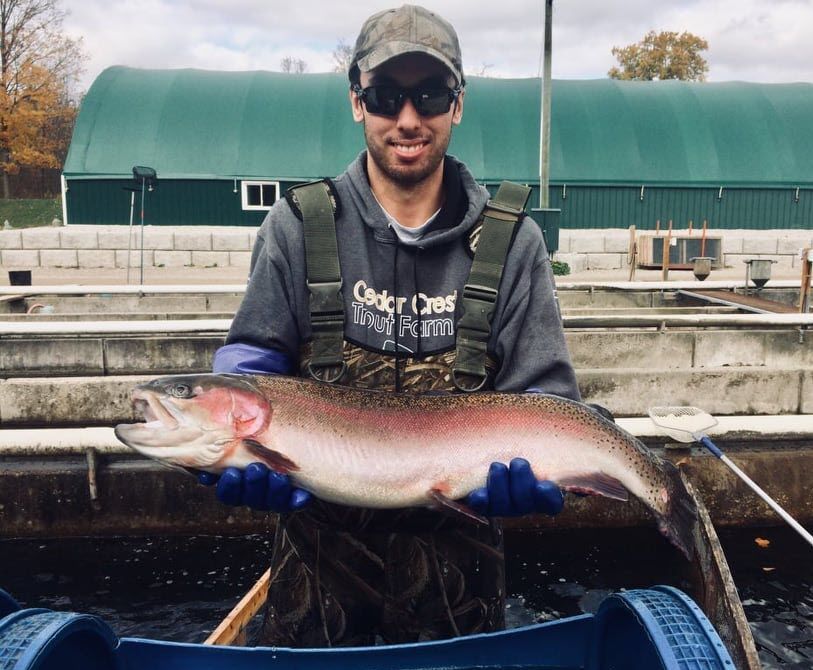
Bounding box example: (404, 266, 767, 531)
(396, 96, 422, 129)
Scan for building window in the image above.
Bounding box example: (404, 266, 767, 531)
(241, 181, 279, 210)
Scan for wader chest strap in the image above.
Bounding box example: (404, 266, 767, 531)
(453, 181, 531, 392)
(289, 180, 346, 382)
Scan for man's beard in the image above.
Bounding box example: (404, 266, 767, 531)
(364, 125, 451, 187)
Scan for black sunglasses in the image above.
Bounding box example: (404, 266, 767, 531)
(352, 84, 461, 117)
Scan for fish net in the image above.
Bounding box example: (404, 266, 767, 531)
(648, 406, 718, 443)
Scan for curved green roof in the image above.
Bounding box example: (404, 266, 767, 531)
(65, 66, 813, 187)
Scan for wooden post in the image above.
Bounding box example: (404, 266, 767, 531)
(628, 225, 637, 281)
(800, 248, 812, 313)
(701, 220, 708, 258)
(662, 219, 673, 281)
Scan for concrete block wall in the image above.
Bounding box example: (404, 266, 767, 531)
(553, 228, 812, 273)
(0, 225, 258, 269)
(0, 225, 811, 271)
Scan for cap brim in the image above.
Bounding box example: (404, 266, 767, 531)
(357, 42, 462, 85)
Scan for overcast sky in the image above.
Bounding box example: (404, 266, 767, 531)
(63, 0, 813, 93)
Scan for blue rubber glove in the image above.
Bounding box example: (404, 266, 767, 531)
(198, 463, 312, 512)
(206, 343, 311, 511)
(467, 458, 564, 517)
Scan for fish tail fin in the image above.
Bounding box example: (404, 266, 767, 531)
(658, 463, 698, 561)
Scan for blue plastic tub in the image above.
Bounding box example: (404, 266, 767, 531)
(0, 608, 117, 670)
(590, 586, 736, 669)
(0, 586, 734, 670)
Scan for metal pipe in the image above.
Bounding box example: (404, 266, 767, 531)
(60, 175, 69, 226)
(126, 191, 135, 284)
(538, 0, 553, 209)
(3, 311, 813, 337)
(563, 313, 813, 328)
(140, 176, 146, 285)
(555, 280, 802, 291)
(716, 447, 813, 549)
(86, 447, 101, 509)
(0, 318, 232, 335)
(0, 284, 248, 296)
(0, 427, 128, 455)
(1, 280, 803, 297)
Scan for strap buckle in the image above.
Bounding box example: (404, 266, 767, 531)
(308, 279, 343, 315)
(462, 283, 498, 303)
(485, 198, 525, 218)
(457, 284, 498, 337)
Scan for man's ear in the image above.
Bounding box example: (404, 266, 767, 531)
(452, 89, 464, 125)
(350, 88, 364, 123)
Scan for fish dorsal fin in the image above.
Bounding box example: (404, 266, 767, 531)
(242, 438, 299, 473)
(557, 473, 628, 501)
(428, 489, 489, 526)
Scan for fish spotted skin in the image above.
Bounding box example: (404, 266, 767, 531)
(114, 373, 697, 558)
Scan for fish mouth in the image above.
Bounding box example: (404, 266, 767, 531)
(114, 388, 192, 452)
(132, 390, 179, 430)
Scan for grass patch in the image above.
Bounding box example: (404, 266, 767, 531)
(0, 198, 62, 228)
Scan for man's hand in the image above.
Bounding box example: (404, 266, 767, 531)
(466, 458, 564, 517)
(198, 463, 312, 512)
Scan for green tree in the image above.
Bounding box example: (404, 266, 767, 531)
(608, 30, 709, 82)
(0, 0, 85, 198)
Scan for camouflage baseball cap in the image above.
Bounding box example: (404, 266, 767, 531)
(350, 5, 464, 86)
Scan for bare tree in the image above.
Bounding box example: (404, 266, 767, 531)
(472, 62, 494, 77)
(0, 0, 85, 197)
(280, 56, 308, 74)
(332, 39, 353, 73)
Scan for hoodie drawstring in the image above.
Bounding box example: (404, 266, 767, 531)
(414, 248, 422, 358)
(393, 243, 401, 392)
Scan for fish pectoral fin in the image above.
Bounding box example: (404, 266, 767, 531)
(558, 473, 629, 501)
(242, 438, 299, 473)
(428, 489, 489, 526)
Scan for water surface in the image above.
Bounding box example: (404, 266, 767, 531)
(1, 527, 808, 667)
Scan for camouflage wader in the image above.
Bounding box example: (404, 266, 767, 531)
(257, 344, 503, 647)
(258, 180, 531, 647)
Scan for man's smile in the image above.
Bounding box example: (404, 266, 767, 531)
(390, 139, 429, 160)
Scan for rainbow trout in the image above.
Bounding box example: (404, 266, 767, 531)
(114, 373, 697, 558)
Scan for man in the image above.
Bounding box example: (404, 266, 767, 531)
(203, 4, 581, 647)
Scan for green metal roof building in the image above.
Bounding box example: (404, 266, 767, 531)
(63, 66, 813, 230)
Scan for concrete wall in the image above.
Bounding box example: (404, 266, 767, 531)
(1, 367, 808, 425)
(555, 228, 812, 273)
(1, 225, 811, 270)
(0, 225, 257, 269)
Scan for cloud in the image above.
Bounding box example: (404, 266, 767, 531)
(62, 0, 813, 92)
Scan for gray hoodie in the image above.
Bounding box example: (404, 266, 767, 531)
(226, 152, 580, 400)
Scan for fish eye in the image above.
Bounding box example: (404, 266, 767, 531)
(168, 383, 193, 398)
